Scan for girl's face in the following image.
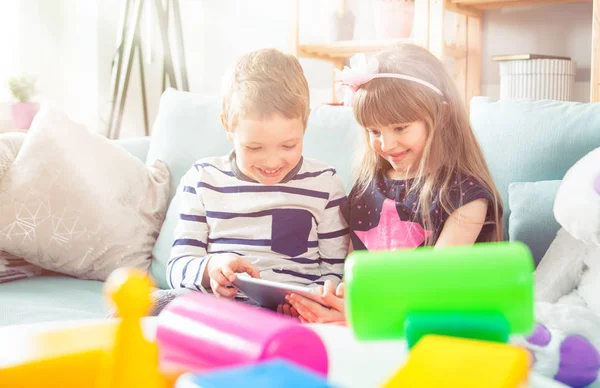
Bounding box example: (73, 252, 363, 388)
(366, 121, 428, 179)
(227, 114, 304, 185)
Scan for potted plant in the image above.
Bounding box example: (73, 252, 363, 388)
(6, 74, 39, 130)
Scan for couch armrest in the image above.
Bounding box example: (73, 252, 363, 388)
(110, 136, 151, 163)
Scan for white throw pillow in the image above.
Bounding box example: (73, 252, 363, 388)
(0, 132, 25, 177)
(0, 132, 44, 283)
(0, 108, 170, 281)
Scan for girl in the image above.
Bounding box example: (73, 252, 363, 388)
(287, 43, 503, 323)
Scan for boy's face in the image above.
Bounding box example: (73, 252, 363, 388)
(226, 114, 304, 185)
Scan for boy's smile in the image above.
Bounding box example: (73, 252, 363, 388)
(227, 114, 305, 185)
(256, 167, 283, 179)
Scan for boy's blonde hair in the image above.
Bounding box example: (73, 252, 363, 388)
(352, 43, 503, 243)
(221, 48, 310, 129)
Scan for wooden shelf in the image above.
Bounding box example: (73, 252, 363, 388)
(298, 39, 416, 61)
(451, 0, 591, 9)
(593, 0, 599, 102)
(290, 0, 598, 103)
(0, 128, 27, 134)
(298, 40, 466, 62)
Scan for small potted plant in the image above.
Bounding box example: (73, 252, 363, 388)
(6, 74, 39, 130)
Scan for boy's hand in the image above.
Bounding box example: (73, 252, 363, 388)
(287, 280, 346, 324)
(203, 254, 260, 298)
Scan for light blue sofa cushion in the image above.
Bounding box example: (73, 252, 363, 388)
(0, 276, 106, 326)
(147, 89, 361, 288)
(145, 90, 231, 288)
(146, 91, 230, 200)
(508, 180, 562, 267)
(302, 104, 360, 191)
(470, 97, 600, 236)
(112, 136, 151, 162)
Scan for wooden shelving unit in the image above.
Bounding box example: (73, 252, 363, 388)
(298, 39, 465, 63)
(298, 39, 415, 62)
(290, 0, 599, 105)
(592, 0, 599, 102)
(0, 128, 27, 134)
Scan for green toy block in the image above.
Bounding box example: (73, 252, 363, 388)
(345, 242, 534, 341)
(405, 312, 510, 349)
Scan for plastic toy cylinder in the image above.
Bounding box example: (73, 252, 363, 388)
(345, 242, 534, 340)
(155, 292, 328, 376)
(404, 312, 510, 348)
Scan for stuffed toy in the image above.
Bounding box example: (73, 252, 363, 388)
(516, 147, 600, 387)
(535, 146, 600, 310)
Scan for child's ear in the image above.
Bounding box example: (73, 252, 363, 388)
(220, 114, 228, 131)
(220, 114, 234, 141)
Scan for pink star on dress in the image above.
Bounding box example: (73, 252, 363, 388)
(354, 198, 432, 250)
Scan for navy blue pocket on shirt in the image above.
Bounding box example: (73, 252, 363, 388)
(270, 209, 312, 257)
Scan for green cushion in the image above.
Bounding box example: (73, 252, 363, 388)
(508, 181, 562, 267)
(470, 97, 600, 235)
(0, 275, 107, 326)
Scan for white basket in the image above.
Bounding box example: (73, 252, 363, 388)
(499, 59, 576, 101)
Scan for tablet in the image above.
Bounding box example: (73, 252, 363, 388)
(232, 276, 330, 310)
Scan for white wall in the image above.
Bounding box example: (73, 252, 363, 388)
(62, 0, 99, 130)
(0, 0, 594, 135)
(0, 0, 65, 130)
(95, 0, 338, 138)
(14, 0, 65, 105)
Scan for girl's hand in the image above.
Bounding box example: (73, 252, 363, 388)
(287, 280, 346, 324)
(276, 303, 300, 321)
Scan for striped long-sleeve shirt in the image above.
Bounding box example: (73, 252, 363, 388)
(167, 153, 349, 291)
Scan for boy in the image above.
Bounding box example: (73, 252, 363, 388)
(167, 49, 348, 305)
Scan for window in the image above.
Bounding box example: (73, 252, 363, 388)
(0, 2, 19, 100)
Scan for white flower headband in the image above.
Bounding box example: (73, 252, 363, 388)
(334, 53, 444, 106)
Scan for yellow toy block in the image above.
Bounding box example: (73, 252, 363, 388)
(0, 268, 175, 388)
(0, 322, 116, 388)
(96, 268, 163, 388)
(384, 335, 530, 388)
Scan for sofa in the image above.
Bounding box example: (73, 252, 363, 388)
(1, 89, 599, 327)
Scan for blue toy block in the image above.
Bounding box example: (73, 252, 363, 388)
(176, 359, 334, 388)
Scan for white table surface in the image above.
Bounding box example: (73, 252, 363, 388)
(1, 319, 568, 388)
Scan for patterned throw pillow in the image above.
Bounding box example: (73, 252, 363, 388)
(0, 108, 170, 281)
(0, 132, 43, 283)
(0, 132, 25, 178)
(0, 250, 44, 284)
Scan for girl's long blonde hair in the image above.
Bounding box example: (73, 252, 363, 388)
(352, 44, 503, 244)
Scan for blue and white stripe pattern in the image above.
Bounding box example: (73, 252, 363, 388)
(167, 154, 349, 291)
